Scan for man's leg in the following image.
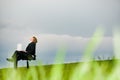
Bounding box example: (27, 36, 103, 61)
(6, 50, 17, 62)
(7, 50, 20, 62)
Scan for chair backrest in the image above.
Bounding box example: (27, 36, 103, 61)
(25, 54, 36, 60)
(32, 54, 36, 60)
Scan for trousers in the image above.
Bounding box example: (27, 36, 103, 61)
(12, 50, 33, 61)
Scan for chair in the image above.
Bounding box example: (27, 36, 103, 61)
(14, 54, 36, 68)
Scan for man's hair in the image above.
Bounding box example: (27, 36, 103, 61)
(32, 36, 38, 43)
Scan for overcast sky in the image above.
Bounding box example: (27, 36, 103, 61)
(0, 0, 120, 68)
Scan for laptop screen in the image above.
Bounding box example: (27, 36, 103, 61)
(17, 43, 22, 51)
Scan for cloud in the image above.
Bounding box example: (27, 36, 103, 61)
(0, 0, 120, 36)
(33, 34, 113, 64)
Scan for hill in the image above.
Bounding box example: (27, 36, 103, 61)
(0, 60, 119, 80)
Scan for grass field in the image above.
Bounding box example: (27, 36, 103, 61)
(0, 59, 120, 80)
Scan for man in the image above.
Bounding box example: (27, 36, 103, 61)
(7, 36, 37, 62)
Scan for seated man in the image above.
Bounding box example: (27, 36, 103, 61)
(7, 36, 37, 62)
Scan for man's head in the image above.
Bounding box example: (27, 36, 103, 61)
(30, 36, 38, 43)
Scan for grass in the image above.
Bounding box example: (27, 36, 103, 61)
(0, 59, 119, 80)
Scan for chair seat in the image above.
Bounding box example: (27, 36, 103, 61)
(21, 55, 36, 60)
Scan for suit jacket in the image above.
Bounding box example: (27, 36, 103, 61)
(26, 42, 36, 55)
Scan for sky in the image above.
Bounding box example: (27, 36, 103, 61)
(0, 0, 120, 68)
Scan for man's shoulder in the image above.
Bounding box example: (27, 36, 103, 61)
(29, 42, 36, 45)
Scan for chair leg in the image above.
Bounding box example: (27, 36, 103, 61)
(27, 60, 29, 68)
(14, 59, 18, 69)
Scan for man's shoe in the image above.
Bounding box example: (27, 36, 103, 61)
(6, 58, 14, 62)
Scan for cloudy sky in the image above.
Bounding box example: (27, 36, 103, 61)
(0, 0, 120, 68)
